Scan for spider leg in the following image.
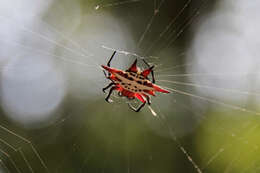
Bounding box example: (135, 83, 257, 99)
(103, 51, 117, 79)
(128, 93, 147, 112)
(105, 86, 117, 103)
(150, 70, 155, 83)
(128, 102, 146, 112)
(102, 82, 115, 93)
(147, 97, 151, 105)
(142, 59, 155, 83)
(103, 70, 113, 82)
(107, 51, 117, 67)
(143, 94, 151, 105)
(103, 70, 108, 78)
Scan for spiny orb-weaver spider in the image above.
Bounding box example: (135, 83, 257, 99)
(102, 51, 170, 112)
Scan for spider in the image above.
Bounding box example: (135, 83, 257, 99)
(102, 51, 170, 112)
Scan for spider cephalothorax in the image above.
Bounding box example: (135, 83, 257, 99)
(102, 51, 170, 112)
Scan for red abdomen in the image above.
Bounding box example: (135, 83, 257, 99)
(121, 89, 135, 99)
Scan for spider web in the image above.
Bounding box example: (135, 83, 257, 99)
(0, 0, 260, 173)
